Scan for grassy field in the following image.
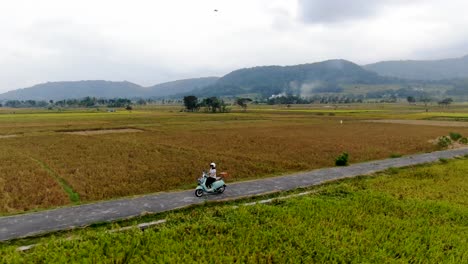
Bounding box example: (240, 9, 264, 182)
(1, 158, 467, 263)
(2, 104, 468, 214)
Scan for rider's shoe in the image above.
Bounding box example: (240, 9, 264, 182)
(207, 188, 213, 192)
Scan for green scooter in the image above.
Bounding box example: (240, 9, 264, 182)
(195, 171, 226, 197)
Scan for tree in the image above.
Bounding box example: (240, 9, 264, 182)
(5, 100, 21, 108)
(183, 96, 199, 112)
(438, 98, 453, 108)
(25, 100, 36, 107)
(136, 99, 147, 105)
(419, 95, 432, 112)
(236, 98, 252, 112)
(200, 97, 228, 113)
(406, 96, 416, 104)
(107, 98, 131, 108)
(79, 96, 97, 107)
(37, 101, 48, 107)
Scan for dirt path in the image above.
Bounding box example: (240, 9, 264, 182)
(365, 119, 468, 127)
(1, 147, 468, 241)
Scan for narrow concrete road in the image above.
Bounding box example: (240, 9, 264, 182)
(1, 147, 468, 241)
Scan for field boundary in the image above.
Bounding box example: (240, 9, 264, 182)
(1, 147, 468, 241)
(31, 158, 80, 203)
(0, 135, 18, 139)
(61, 128, 143, 135)
(365, 119, 468, 127)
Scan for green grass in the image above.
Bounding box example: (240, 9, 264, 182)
(389, 153, 403, 158)
(1, 158, 467, 263)
(31, 157, 80, 203)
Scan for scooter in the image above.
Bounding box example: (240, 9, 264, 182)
(195, 171, 226, 197)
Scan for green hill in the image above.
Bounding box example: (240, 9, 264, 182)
(146, 77, 219, 97)
(364, 55, 468, 80)
(0, 80, 146, 101)
(2, 56, 467, 101)
(190, 59, 394, 97)
(0, 77, 219, 100)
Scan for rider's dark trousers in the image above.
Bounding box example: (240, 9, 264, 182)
(206, 177, 216, 188)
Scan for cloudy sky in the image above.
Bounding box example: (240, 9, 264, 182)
(1, 0, 468, 92)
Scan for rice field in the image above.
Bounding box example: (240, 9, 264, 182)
(1, 157, 467, 263)
(2, 104, 468, 214)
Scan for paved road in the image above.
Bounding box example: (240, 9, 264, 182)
(1, 147, 468, 241)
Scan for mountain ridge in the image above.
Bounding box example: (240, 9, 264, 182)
(2, 55, 468, 101)
(364, 55, 468, 80)
(189, 59, 394, 97)
(0, 77, 219, 101)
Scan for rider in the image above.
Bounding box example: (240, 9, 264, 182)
(205, 162, 217, 190)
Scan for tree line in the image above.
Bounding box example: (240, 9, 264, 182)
(183, 96, 254, 112)
(0, 97, 185, 108)
(184, 96, 228, 113)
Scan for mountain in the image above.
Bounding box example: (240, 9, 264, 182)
(0, 77, 220, 100)
(0, 80, 145, 101)
(146, 77, 219, 97)
(190, 59, 393, 97)
(364, 55, 468, 80)
(3, 56, 466, 101)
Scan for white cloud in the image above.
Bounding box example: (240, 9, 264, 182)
(298, 0, 381, 23)
(0, 0, 468, 92)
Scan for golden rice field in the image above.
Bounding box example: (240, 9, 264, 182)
(2, 104, 468, 214)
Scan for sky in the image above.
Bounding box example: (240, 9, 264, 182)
(1, 0, 468, 92)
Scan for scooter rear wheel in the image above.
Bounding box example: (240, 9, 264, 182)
(195, 189, 204, 197)
(217, 185, 226, 194)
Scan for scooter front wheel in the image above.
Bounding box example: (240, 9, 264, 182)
(195, 189, 204, 197)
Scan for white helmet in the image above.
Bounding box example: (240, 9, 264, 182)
(210, 162, 216, 168)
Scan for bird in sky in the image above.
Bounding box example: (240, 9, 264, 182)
(214, 9, 218, 12)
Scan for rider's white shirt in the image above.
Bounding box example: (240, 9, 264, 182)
(209, 168, 216, 178)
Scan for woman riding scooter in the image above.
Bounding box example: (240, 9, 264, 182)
(194, 162, 226, 197)
(205, 162, 217, 191)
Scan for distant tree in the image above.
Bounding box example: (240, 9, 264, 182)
(37, 101, 48, 107)
(236, 98, 252, 112)
(438, 98, 453, 108)
(107, 98, 131, 108)
(136, 99, 147, 105)
(207, 97, 221, 113)
(79, 96, 97, 107)
(200, 97, 228, 113)
(183, 96, 199, 112)
(25, 100, 36, 107)
(406, 96, 416, 104)
(419, 95, 432, 112)
(5, 100, 21, 108)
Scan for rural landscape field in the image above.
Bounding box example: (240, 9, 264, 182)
(1, 155, 467, 262)
(3, 1, 468, 262)
(2, 104, 468, 214)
